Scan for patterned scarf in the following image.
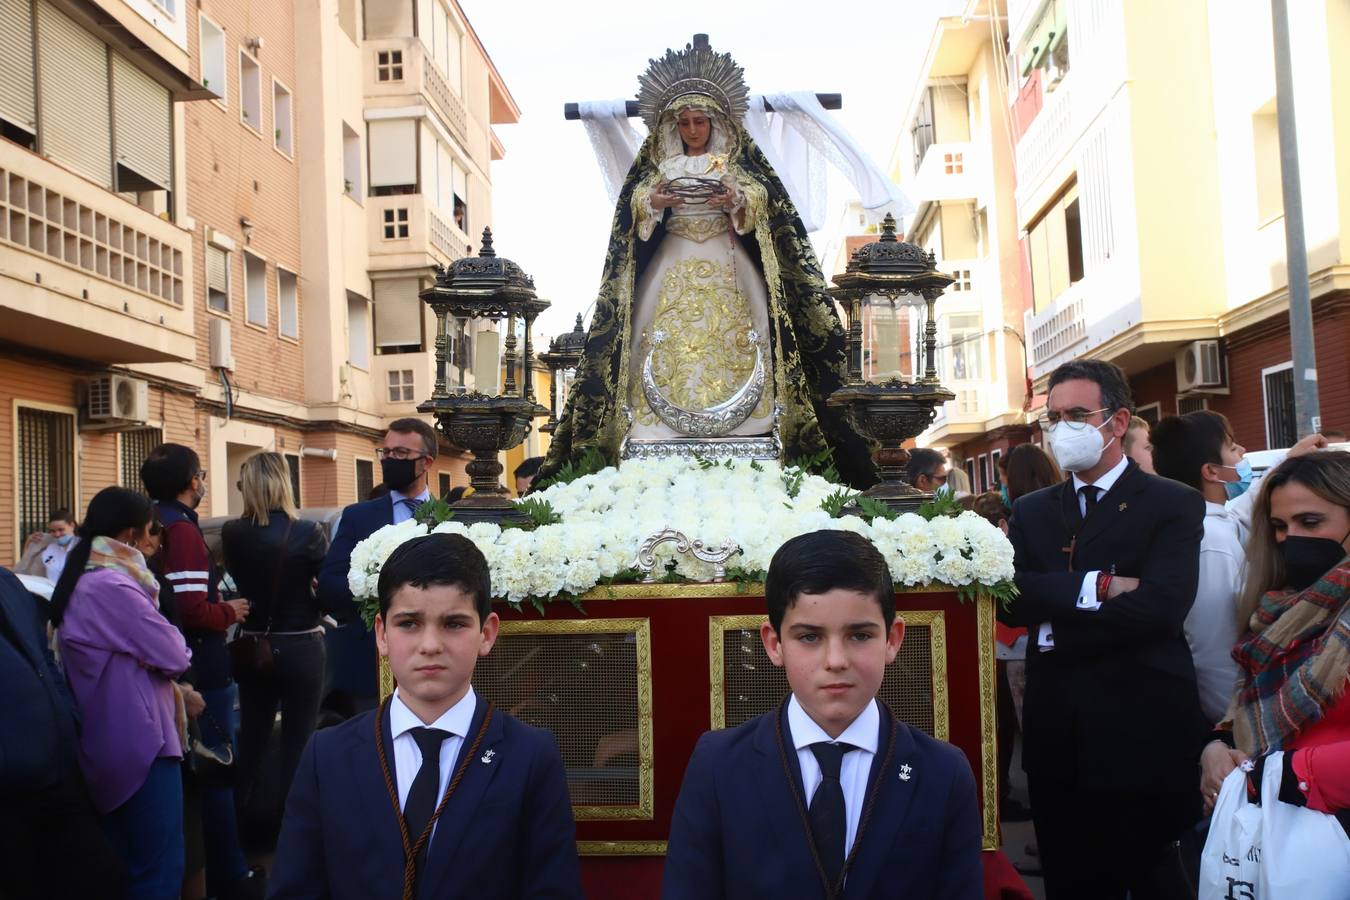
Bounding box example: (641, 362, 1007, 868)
(85, 536, 161, 607)
(1232, 557, 1350, 755)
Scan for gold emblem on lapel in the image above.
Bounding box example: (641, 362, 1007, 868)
(1118, 502, 1128, 512)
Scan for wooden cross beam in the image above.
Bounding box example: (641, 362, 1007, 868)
(562, 33, 841, 120)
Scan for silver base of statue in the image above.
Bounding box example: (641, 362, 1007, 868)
(619, 404, 782, 463)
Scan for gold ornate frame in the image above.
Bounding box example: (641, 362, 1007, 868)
(577, 840, 669, 857)
(975, 595, 998, 851)
(706, 611, 949, 742)
(378, 617, 655, 822)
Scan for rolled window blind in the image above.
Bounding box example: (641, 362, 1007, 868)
(206, 245, 228, 294)
(0, 0, 36, 134)
(36, 2, 111, 187)
(374, 278, 423, 348)
(112, 53, 171, 191)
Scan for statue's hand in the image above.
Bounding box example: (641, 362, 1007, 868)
(650, 189, 682, 210)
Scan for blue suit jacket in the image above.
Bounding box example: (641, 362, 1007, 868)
(662, 701, 983, 900)
(317, 497, 394, 700)
(268, 696, 583, 900)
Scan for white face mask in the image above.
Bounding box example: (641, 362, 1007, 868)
(1047, 419, 1115, 473)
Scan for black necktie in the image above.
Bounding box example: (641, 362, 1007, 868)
(809, 741, 854, 888)
(404, 727, 449, 867)
(1080, 485, 1100, 516)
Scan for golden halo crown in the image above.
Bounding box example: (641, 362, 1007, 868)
(636, 35, 749, 131)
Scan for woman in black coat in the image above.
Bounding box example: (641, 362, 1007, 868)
(222, 453, 330, 812)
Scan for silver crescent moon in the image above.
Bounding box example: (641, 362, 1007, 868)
(640, 331, 766, 438)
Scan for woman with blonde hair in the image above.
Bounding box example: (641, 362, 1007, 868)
(221, 452, 330, 818)
(1199, 450, 1350, 826)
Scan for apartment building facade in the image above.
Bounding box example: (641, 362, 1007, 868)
(897, 0, 1032, 493)
(0, 0, 519, 563)
(1011, 0, 1350, 448)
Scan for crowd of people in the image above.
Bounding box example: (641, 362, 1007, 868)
(2, 362, 1348, 899)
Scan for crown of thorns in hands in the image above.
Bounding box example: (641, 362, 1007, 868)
(662, 176, 730, 202)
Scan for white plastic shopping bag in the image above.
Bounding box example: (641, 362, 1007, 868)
(1199, 751, 1350, 899)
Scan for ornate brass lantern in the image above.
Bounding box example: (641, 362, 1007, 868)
(419, 228, 550, 526)
(536, 313, 587, 435)
(828, 214, 955, 513)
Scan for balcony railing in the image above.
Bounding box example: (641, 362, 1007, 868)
(1014, 77, 1074, 208)
(367, 38, 468, 147)
(1, 156, 184, 305)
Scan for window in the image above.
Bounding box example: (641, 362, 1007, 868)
(277, 268, 299, 338)
(1176, 395, 1209, 415)
(112, 54, 172, 194)
(1253, 102, 1283, 223)
(273, 80, 293, 155)
(438, 472, 451, 498)
(947, 313, 982, 381)
(120, 427, 163, 491)
(374, 278, 423, 353)
(377, 50, 403, 82)
(369, 119, 417, 194)
(206, 243, 230, 311)
(977, 454, 990, 493)
(0, 0, 37, 145)
(338, 0, 359, 42)
(942, 152, 964, 175)
(16, 406, 76, 551)
(963, 458, 976, 492)
(951, 270, 972, 292)
(347, 292, 370, 369)
(199, 15, 226, 101)
(285, 453, 301, 506)
(383, 207, 409, 239)
(1136, 402, 1162, 428)
(911, 88, 934, 170)
(151, 0, 177, 14)
(388, 369, 415, 402)
(1263, 363, 1296, 449)
(239, 50, 261, 130)
(36, 3, 111, 188)
(342, 122, 362, 200)
(452, 317, 472, 385)
(1028, 182, 1084, 313)
(990, 448, 1003, 487)
(244, 252, 266, 326)
(423, 0, 462, 94)
(355, 458, 374, 500)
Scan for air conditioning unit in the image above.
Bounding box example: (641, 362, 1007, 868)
(1175, 340, 1226, 393)
(83, 374, 149, 428)
(209, 318, 235, 370)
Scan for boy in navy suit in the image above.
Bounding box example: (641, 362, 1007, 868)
(663, 530, 983, 900)
(270, 533, 582, 900)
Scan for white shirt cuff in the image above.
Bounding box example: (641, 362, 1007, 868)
(1077, 571, 1102, 610)
(1037, 622, 1055, 650)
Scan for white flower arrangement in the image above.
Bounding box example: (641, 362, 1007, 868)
(347, 457, 1016, 621)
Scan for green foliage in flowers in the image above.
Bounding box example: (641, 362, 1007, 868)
(534, 446, 608, 490)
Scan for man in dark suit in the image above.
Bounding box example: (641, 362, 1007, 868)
(0, 568, 125, 899)
(663, 531, 982, 900)
(1001, 359, 1206, 899)
(271, 533, 582, 900)
(318, 418, 439, 714)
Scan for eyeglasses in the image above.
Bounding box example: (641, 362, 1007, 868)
(376, 447, 426, 461)
(931, 473, 949, 484)
(1037, 407, 1112, 429)
(195, 469, 208, 480)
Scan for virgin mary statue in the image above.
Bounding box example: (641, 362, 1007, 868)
(539, 38, 875, 487)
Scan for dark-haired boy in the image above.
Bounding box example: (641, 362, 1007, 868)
(663, 530, 982, 900)
(1151, 411, 1249, 725)
(270, 533, 583, 900)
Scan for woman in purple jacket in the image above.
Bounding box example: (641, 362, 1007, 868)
(51, 487, 192, 900)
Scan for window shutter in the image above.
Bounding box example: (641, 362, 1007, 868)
(369, 119, 417, 188)
(0, 0, 36, 134)
(374, 278, 423, 347)
(206, 245, 228, 294)
(112, 54, 172, 191)
(36, 2, 111, 187)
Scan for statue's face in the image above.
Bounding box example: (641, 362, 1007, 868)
(676, 108, 712, 154)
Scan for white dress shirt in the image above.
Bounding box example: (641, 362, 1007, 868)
(788, 695, 879, 857)
(389, 686, 477, 840)
(1186, 502, 1244, 723)
(1038, 454, 1131, 650)
(391, 487, 432, 524)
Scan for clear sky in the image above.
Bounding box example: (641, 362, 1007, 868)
(456, 0, 964, 337)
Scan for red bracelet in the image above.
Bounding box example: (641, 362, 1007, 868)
(1097, 572, 1112, 602)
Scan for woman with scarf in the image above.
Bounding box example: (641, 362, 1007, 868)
(50, 487, 191, 900)
(538, 39, 874, 487)
(1199, 450, 1350, 822)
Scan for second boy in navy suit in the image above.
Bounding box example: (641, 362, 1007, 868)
(270, 533, 582, 900)
(663, 530, 983, 900)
